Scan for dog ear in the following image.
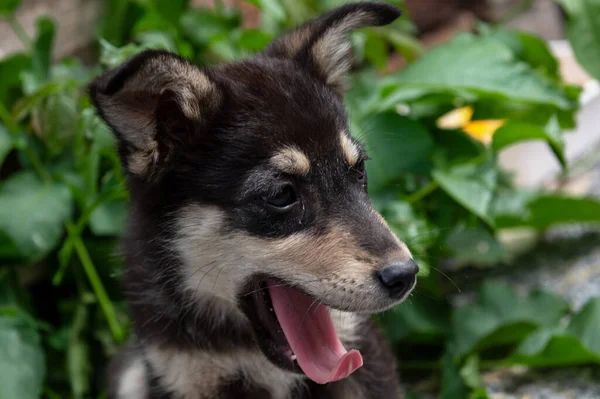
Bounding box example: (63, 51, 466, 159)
(89, 50, 221, 179)
(265, 2, 401, 95)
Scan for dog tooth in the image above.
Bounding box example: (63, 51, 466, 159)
(291, 354, 297, 361)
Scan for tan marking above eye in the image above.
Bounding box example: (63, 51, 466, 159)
(269, 147, 311, 175)
(340, 132, 360, 166)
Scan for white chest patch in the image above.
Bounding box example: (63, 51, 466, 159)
(117, 357, 149, 399)
(144, 346, 303, 399)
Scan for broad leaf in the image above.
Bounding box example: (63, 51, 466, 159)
(433, 159, 497, 226)
(512, 328, 600, 367)
(380, 33, 574, 110)
(180, 8, 240, 47)
(237, 29, 273, 52)
(445, 227, 507, 266)
(0, 171, 73, 263)
(360, 112, 434, 192)
(381, 201, 439, 255)
(156, 0, 190, 25)
(246, 0, 286, 22)
(0, 312, 45, 399)
(441, 351, 469, 399)
(516, 32, 560, 79)
(451, 281, 569, 357)
(494, 192, 600, 229)
(364, 31, 388, 69)
(32, 17, 56, 83)
(378, 293, 451, 344)
(89, 198, 127, 236)
(484, 28, 559, 80)
(0, 124, 12, 167)
(492, 116, 565, 167)
(135, 31, 178, 52)
(567, 297, 600, 354)
(512, 298, 600, 367)
(459, 355, 489, 398)
(557, 0, 600, 81)
(0, 0, 20, 17)
(0, 54, 31, 106)
(99, 39, 147, 69)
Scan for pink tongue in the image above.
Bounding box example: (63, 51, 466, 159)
(268, 282, 363, 384)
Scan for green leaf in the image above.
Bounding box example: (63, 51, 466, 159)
(459, 355, 488, 397)
(483, 28, 559, 80)
(89, 198, 127, 236)
(378, 293, 451, 343)
(433, 159, 497, 226)
(381, 33, 574, 109)
(492, 116, 565, 167)
(237, 29, 273, 52)
(32, 17, 56, 83)
(0, 0, 20, 17)
(445, 227, 507, 266)
(98, 0, 131, 46)
(512, 328, 600, 367)
(135, 31, 177, 52)
(34, 91, 78, 156)
(432, 128, 486, 167)
(180, 8, 240, 47)
(0, 54, 31, 106)
(528, 195, 600, 228)
(494, 193, 600, 229)
(511, 298, 600, 367)
(99, 39, 147, 69)
(0, 124, 12, 167)
(246, 0, 286, 22)
(364, 31, 388, 69)
(359, 112, 434, 192)
(516, 32, 560, 79)
(567, 297, 600, 354)
(381, 201, 438, 255)
(156, 0, 190, 25)
(451, 281, 569, 357)
(0, 171, 74, 263)
(441, 351, 469, 399)
(556, 0, 600, 81)
(0, 312, 45, 399)
(384, 29, 423, 63)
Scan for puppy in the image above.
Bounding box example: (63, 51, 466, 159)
(90, 2, 418, 398)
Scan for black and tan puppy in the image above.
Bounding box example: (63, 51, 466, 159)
(90, 2, 418, 398)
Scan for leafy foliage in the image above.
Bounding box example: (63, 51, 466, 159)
(0, 0, 599, 397)
(556, 0, 600, 82)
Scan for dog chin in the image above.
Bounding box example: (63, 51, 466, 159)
(237, 274, 414, 384)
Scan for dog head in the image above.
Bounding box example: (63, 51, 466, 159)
(91, 1, 417, 383)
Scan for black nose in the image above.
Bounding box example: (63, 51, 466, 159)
(376, 260, 418, 299)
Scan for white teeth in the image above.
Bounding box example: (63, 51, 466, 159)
(291, 354, 297, 361)
(269, 307, 273, 312)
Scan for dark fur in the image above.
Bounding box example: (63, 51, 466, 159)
(91, 2, 412, 398)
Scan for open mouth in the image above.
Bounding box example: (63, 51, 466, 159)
(240, 278, 363, 384)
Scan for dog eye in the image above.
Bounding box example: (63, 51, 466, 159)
(265, 185, 297, 209)
(355, 159, 367, 183)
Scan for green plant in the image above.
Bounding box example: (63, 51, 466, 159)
(0, 0, 599, 398)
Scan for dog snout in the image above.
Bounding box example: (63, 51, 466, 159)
(376, 259, 418, 299)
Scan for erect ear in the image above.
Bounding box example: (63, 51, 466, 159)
(264, 2, 401, 95)
(89, 50, 221, 179)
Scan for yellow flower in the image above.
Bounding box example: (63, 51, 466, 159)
(436, 106, 505, 144)
(463, 120, 505, 145)
(436, 106, 474, 130)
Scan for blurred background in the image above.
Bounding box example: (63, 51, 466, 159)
(1, 0, 599, 398)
